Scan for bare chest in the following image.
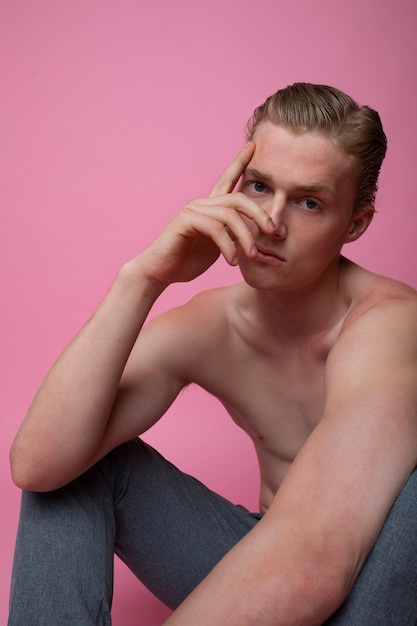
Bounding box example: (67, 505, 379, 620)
(195, 342, 328, 477)
(227, 354, 324, 442)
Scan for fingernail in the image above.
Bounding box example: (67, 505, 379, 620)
(268, 218, 276, 231)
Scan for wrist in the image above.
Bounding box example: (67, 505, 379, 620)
(118, 255, 168, 302)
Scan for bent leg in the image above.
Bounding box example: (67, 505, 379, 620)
(8, 466, 116, 626)
(108, 439, 261, 609)
(325, 467, 417, 625)
(8, 439, 261, 624)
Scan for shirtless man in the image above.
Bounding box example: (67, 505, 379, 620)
(8, 83, 417, 625)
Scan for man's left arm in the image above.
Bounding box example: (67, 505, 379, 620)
(164, 299, 417, 625)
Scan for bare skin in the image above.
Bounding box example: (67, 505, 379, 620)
(10, 124, 417, 624)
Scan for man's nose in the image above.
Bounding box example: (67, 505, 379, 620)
(268, 197, 287, 239)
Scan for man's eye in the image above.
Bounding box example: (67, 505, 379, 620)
(249, 181, 267, 193)
(300, 198, 320, 211)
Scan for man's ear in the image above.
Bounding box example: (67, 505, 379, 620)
(344, 205, 375, 243)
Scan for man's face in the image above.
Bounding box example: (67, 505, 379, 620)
(236, 122, 364, 292)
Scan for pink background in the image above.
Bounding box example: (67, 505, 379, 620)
(1, 0, 416, 623)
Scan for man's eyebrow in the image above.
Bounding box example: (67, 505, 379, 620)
(243, 167, 275, 185)
(293, 183, 337, 198)
(244, 167, 337, 198)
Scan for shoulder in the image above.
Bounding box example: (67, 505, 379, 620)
(319, 269, 417, 494)
(325, 267, 417, 400)
(340, 260, 417, 336)
(327, 262, 417, 386)
(152, 282, 246, 334)
(135, 283, 247, 377)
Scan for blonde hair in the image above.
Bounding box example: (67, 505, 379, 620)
(246, 83, 387, 212)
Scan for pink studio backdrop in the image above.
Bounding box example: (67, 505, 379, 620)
(1, 0, 416, 623)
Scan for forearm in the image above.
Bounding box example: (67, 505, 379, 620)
(165, 563, 340, 626)
(10, 257, 165, 491)
(164, 519, 346, 626)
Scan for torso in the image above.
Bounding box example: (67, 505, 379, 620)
(178, 258, 417, 511)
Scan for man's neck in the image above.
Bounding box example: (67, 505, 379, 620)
(248, 257, 352, 341)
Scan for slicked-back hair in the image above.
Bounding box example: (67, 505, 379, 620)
(246, 83, 387, 212)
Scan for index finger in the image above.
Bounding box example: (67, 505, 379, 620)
(209, 142, 256, 198)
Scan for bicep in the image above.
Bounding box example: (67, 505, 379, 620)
(267, 311, 417, 586)
(93, 312, 192, 462)
(323, 309, 417, 506)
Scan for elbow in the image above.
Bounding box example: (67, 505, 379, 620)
(10, 435, 91, 492)
(11, 462, 59, 493)
(292, 563, 349, 622)
(248, 561, 349, 625)
(11, 471, 39, 492)
(10, 440, 56, 492)
(10, 447, 37, 491)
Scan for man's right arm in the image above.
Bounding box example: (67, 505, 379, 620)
(9, 260, 176, 491)
(10, 142, 275, 492)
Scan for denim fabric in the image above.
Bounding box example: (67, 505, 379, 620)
(8, 438, 417, 625)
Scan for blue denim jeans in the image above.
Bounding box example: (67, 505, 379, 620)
(8, 439, 417, 625)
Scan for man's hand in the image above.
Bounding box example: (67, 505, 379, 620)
(138, 142, 275, 288)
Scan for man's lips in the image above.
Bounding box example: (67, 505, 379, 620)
(255, 244, 286, 263)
